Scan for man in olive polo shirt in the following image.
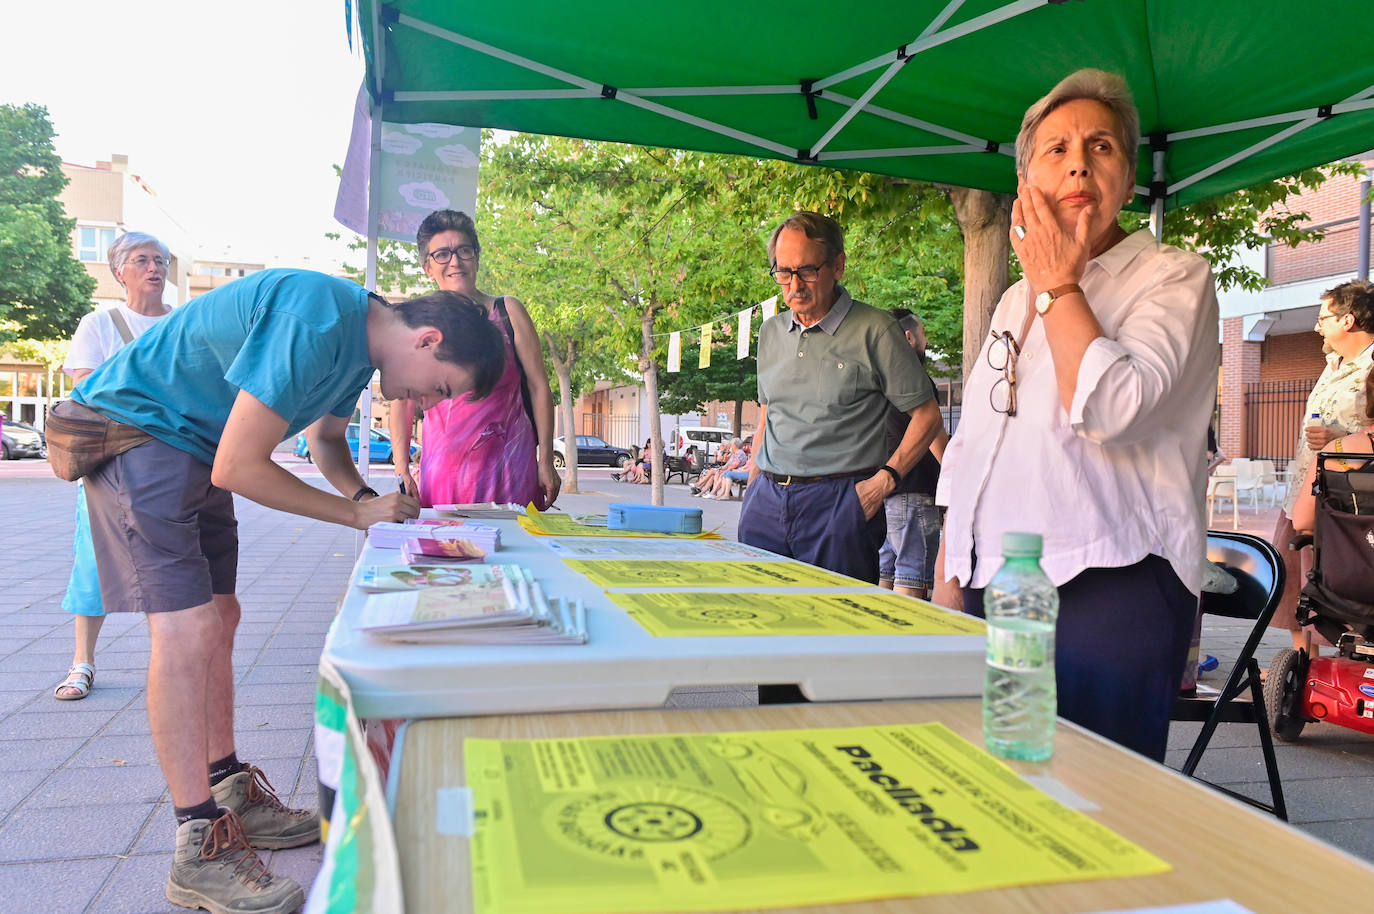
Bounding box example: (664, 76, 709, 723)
(740, 212, 944, 586)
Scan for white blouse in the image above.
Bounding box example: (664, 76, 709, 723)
(937, 230, 1220, 595)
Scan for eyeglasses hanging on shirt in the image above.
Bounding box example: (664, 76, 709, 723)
(987, 330, 1020, 416)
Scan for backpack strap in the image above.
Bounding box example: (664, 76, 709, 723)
(108, 309, 136, 345)
(492, 297, 538, 444)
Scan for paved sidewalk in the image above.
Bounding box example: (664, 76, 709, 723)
(1, 461, 1370, 914)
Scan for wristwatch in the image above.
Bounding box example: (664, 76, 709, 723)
(1034, 283, 1083, 315)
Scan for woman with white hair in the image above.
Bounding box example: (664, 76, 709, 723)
(934, 69, 1220, 760)
(53, 232, 173, 700)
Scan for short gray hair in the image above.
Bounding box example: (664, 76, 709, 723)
(1015, 69, 1140, 177)
(108, 232, 170, 287)
(767, 212, 844, 265)
(731, 437, 742, 447)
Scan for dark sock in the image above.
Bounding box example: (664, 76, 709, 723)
(208, 751, 245, 787)
(175, 798, 222, 826)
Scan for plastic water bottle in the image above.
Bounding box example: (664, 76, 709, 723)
(983, 532, 1059, 761)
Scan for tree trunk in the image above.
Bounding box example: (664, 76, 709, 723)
(552, 344, 580, 496)
(733, 401, 743, 437)
(640, 308, 665, 506)
(946, 187, 1014, 379)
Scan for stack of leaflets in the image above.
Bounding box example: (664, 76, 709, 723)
(432, 502, 527, 519)
(367, 520, 502, 551)
(357, 564, 587, 644)
(358, 564, 492, 592)
(401, 536, 486, 564)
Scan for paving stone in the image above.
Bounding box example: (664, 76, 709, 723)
(0, 857, 119, 914)
(0, 708, 116, 741)
(88, 851, 181, 914)
(0, 767, 48, 818)
(25, 764, 167, 809)
(67, 734, 161, 769)
(0, 735, 87, 771)
(0, 801, 152, 861)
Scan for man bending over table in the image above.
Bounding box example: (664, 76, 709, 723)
(66, 269, 503, 914)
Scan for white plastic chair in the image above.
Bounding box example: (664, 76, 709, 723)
(1233, 458, 1266, 509)
(1254, 460, 1279, 506)
(1208, 463, 1240, 530)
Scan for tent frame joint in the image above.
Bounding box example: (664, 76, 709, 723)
(984, 140, 999, 154)
(800, 79, 820, 120)
(379, 3, 399, 25)
(1317, 104, 1333, 119)
(600, 84, 618, 100)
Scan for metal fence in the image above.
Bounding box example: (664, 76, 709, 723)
(1243, 378, 1317, 469)
(579, 413, 641, 450)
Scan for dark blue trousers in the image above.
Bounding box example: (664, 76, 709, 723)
(737, 476, 886, 584)
(964, 555, 1196, 761)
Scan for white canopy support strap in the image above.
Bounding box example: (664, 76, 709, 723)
(819, 144, 985, 161)
(393, 11, 794, 158)
(1168, 82, 1374, 197)
(1166, 96, 1374, 143)
(818, 91, 1009, 155)
(807, 0, 967, 157)
(622, 85, 799, 97)
(812, 0, 1040, 92)
(394, 89, 602, 102)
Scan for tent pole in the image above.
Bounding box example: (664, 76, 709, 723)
(1358, 167, 1371, 281)
(358, 96, 382, 475)
(1149, 139, 1167, 242)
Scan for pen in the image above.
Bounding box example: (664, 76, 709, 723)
(398, 477, 409, 496)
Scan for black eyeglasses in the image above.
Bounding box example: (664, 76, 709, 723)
(768, 261, 829, 285)
(987, 330, 1019, 416)
(426, 245, 479, 264)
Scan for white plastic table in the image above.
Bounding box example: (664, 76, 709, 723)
(319, 518, 986, 720)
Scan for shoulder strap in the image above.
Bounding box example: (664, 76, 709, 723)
(108, 309, 135, 345)
(492, 297, 539, 442)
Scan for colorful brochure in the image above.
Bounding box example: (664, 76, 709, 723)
(357, 564, 495, 592)
(401, 536, 487, 564)
(565, 559, 861, 588)
(607, 591, 986, 636)
(465, 723, 1168, 914)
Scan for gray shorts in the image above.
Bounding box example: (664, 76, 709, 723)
(83, 438, 238, 613)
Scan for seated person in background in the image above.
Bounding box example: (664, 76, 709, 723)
(616, 439, 657, 483)
(692, 438, 743, 495)
(700, 441, 752, 499)
(1293, 364, 1374, 536)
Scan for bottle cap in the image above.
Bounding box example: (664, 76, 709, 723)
(1002, 532, 1043, 557)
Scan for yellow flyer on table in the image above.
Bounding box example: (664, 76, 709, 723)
(465, 723, 1169, 914)
(518, 508, 721, 539)
(607, 591, 986, 636)
(565, 560, 861, 588)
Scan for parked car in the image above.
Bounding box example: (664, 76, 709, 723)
(552, 435, 632, 469)
(665, 425, 732, 469)
(293, 424, 419, 464)
(1, 414, 46, 460)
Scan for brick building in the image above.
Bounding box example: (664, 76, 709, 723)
(1216, 156, 1374, 466)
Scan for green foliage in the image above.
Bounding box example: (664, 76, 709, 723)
(0, 104, 96, 342)
(1124, 163, 1364, 292)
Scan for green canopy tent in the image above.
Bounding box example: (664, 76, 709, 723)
(350, 0, 1374, 222)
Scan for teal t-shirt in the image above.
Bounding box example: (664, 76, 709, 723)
(74, 269, 375, 465)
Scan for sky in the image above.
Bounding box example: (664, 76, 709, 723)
(1, 1, 367, 269)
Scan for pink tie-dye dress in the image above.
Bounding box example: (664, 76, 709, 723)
(416, 299, 544, 509)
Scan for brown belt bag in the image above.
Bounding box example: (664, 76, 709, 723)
(45, 399, 153, 482)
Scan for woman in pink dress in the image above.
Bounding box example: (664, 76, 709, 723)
(389, 210, 561, 509)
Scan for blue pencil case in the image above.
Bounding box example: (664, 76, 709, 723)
(607, 503, 703, 534)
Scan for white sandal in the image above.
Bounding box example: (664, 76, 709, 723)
(54, 662, 95, 701)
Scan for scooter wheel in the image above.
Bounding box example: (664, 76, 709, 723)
(1264, 648, 1308, 742)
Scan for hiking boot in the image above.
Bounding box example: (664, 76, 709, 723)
(166, 810, 305, 914)
(211, 765, 320, 850)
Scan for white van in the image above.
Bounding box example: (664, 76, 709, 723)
(665, 426, 733, 468)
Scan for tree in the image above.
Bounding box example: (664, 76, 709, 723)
(0, 104, 95, 343)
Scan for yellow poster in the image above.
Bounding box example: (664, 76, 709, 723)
(565, 560, 861, 588)
(607, 591, 986, 636)
(519, 510, 721, 539)
(466, 723, 1169, 914)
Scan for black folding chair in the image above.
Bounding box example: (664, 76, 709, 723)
(1171, 530, 1287, 819)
